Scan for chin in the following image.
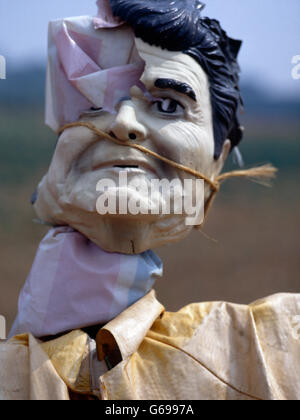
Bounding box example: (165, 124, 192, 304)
(68, 213, 193, 254)
(34, 176, 193, 254)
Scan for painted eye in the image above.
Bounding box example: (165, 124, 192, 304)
(80, 107, 103, 118)
(154, 98, 184, 115)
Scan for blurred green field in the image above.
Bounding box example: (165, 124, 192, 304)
(0, 106, 299, 331)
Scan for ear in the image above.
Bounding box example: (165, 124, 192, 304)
(211, 139, 231, 180)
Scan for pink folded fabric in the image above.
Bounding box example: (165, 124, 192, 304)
(46, 0, 145, 131)
(9, 227, 162, 338)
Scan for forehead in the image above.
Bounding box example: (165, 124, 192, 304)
(135, 38, 210, 99)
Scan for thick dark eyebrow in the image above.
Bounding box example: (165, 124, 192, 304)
(154, 78, 197, 102)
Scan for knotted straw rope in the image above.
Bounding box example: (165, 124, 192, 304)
(58, 121, 277, 228)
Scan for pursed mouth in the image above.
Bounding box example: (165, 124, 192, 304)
(114, 165, 139, 169)
(92, 160, 161, 177)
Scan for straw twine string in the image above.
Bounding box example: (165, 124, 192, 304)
(58, 121, 278, 228)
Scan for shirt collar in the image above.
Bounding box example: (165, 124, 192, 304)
(96, 290, 164, 368)
(41, 290, 164, 395)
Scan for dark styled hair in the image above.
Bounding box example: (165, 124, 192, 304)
(109, 0, 243, 159)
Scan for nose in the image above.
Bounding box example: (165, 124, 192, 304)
(111, 101, 147, 142)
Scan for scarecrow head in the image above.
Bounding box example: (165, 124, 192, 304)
(34, 0, 243, 254)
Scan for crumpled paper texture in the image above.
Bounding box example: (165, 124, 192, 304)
(9, 227, 162, 338)
(46, 3, 144, 132)
(2, 292, 300, 400)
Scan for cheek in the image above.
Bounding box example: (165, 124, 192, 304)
(48, 114, 115, 182)
(150, 121, 215, 174)
(47, 127, 97, 183)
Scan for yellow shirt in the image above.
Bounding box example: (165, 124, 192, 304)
(1, 291, 300, 400)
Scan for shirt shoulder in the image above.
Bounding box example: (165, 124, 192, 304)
(0, 333, 70, 400)
(141, 293, 300, 400)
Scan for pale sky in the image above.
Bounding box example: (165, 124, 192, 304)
(0, 0, 299, 98)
